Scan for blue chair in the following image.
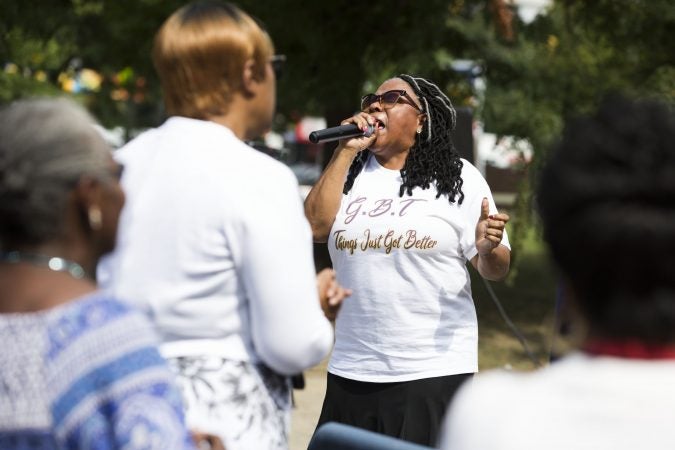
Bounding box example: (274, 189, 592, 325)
(308, 422, 434, 450)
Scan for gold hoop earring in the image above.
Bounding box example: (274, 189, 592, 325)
(88, 207, 102, 231)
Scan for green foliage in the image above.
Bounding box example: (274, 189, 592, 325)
(2, 1, 672, 186)
(0, 0, 180, 125)
(3, 0, 672, 119)
(0, 71, 61, 102)
(443, 0, 673, 150)
(430, 0, 674, 281)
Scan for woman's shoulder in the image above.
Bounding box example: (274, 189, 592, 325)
(43, 294, 190, 449)
(459, 158, 486, 182)
(48, 292, 144, 327)
(45, 292, 158, 361)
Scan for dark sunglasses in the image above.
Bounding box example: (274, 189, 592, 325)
(270, 54, 286, 80)
(360, 89, 422, 113)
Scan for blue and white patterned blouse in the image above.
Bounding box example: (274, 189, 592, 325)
(0, 292, 195, 450)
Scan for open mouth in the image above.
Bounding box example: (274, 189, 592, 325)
(374, 119, 386, 130)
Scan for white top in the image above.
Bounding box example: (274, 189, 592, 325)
(327, 155, 509, 382)
(440, 352, 675, 450)
(98, 116, 333, 376)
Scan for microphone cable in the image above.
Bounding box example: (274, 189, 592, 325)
(548, 281, 571, 363)
(482, 277, 543, 368)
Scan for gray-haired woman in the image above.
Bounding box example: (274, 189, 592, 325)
(0, 98, 195, 449)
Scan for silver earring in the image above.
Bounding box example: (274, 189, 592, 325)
(88, 207, 102, 231)
(416, 129, 422, 134)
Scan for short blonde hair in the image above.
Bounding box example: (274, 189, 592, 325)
(152, 1, 274, 119)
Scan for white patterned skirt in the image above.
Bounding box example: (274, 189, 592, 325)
(166, 356, 292, 450)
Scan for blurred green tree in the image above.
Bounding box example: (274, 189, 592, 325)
(439, 0, 674, 268)
(2, 0, 672, 130)
(1, 0, 672, 260)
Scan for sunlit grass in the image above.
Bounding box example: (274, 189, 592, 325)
(472, 227, 560, 371)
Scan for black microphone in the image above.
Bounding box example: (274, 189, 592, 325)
(308, 123, 375, 144)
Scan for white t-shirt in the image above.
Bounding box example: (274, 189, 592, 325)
(440, 352, 675, 450)
(98, 117, 333, 376)
(327, 154, 509, 382)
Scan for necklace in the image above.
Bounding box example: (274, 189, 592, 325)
(0, 251, 88, 280)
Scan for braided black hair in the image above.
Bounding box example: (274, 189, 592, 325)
(343, 75, 464, 204)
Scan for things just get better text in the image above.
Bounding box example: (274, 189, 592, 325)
(333, 228, 438, 255)
(333, 196, 439, 255)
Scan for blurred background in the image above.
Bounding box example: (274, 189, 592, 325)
(2, 0, 673, 411)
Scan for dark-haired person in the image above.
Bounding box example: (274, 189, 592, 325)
(439, 95, 675, 450)
(304, 75, 511, 445)
(0, 98, 195, 449)
(98, 2, 344, 449)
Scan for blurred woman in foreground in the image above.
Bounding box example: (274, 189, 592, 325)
(0, 98, 195, 449)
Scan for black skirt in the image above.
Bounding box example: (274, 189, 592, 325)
(316, 372, 473, 446)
